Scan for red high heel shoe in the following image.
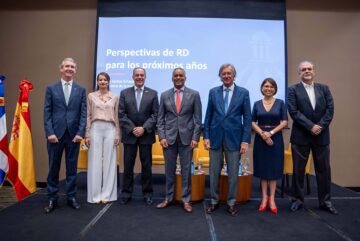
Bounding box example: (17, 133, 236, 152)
(269, 206, 278, 214)
(269, 200, 278, 214)
(258, 196, 269, 212)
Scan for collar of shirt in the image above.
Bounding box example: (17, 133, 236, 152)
(301, 81, 314, 89)
(134, 86, 144, 92)
(173, 86, 185, 93)
(223, 83, 234, 92)
(61, 79, 73, 86)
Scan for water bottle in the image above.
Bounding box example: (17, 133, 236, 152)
(176, 160, 181, 174)
(191, 161, 195, 175)
(238, 160, 243, 176)
(223, 162, 228, 176)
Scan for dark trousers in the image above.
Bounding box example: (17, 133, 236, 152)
(122, 143, 153, 198)
(46, 130, 80, 201)
(291, 143, 331, 205)
(163, 136, 192, 203)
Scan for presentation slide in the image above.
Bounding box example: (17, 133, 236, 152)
(96, 17, 285, 120)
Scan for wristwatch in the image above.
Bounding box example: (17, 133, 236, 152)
(270, 130, 275, 135)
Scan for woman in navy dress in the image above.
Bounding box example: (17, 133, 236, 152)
(252, 78, 288, 214)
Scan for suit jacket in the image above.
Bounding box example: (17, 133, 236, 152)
(119, 86, 159, 144)
(44, 81, 87, 139)
(157, 86, 202, 146)
(203, 84, 252, 151)
(287, 82, 334, 145)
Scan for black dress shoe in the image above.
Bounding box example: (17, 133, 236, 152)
(144, 197, 153, 205)
(290, 200, 303, 212)
(319, 204, 339, 215)
(227, 205, 238, 216)
(44, 200, 57, 214)
(206, 203, 220, 214)
(67, 198, 80, 210)
(120, 197, 131, 205)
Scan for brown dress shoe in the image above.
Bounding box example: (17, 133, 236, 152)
(156, 200, 171, 209)
(183, 203, 193, 213)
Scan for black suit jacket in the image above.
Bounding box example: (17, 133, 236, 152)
(119, 86, 159, 144)
(287, 82, 334, 145)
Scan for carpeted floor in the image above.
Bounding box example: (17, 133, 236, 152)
(0, 172, 359, 241)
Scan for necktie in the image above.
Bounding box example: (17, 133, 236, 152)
(64, 82, 70, 105)
(136, 88, 142, 111)
(176, 89, 181, 113)
(224, 88, 230, 113)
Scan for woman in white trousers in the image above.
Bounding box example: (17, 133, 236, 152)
(85, 72, 120, 203)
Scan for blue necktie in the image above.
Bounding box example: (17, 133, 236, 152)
(136, 88, 142, 111)
(224, 88, 230, 113)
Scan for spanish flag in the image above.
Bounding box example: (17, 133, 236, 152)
(8, 80, 36, 201)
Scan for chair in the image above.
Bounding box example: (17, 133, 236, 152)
(193, 138, 210, 168)
(77, 140, 88, 169)
(281, 144, 311, 198)
(152, 134, 165, 165)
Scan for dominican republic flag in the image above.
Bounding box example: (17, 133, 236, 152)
(0, 75, 9, 187)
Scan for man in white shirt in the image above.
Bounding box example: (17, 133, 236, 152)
(287, 60, 337, 215)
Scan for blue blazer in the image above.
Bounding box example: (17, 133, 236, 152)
(44, 81, 87, 139)
(287, 82, 334, 145)
(203, 84, 252, 151)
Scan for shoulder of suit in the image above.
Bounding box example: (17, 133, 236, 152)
(235, 85, 249, 93)
(48, 80, 61, 88)
(122, 87, 134, 93)
(144, 86, 157, 93)
(161, 88, 173, 95)
(72, 81, 85, 89)
(184, 86, 199, 94)
(210, 85, 222, 92)
(314, 82, 328, 88)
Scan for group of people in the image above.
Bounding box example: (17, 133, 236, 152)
(43, 58, 337, 216)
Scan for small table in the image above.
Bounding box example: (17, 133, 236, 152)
(219, 173, 252, 203)
(175, 172, 205, 202)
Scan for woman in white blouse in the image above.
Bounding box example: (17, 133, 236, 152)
(85, 72, 120, 203)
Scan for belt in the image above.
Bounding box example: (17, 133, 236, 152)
(258, 125, 276, 128)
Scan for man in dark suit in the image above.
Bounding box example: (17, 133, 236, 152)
(119, 67, 159, 205)
(43, 57, 87, 213)
(156, 68, 202, 213)
(288, 60, 337, 214)
(203, 63, 252, 216)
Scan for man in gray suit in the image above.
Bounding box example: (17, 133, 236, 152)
(156, 68, 202, 213)
(119, 67, 159, 205)
(43, 57, 87, 213)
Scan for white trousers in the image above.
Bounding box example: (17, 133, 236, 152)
(87, 120, 117, 203)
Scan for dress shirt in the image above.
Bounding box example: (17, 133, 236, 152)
(61, 79, 73, 94)
(134, 86, 144, 99)
(223, 83, 234, 103)
(86, 91, 120, 138)
(302, 81, 316, 110)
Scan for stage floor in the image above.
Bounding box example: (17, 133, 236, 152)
(0, 172, 359, 241)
